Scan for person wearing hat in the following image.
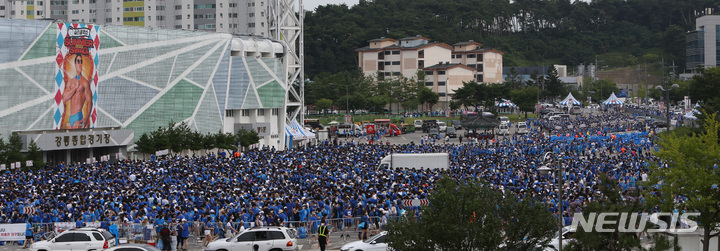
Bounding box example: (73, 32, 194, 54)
(178, 218, 189, 251)
(317, 216, 329, 251)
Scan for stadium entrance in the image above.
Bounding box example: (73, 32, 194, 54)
(15, 127, 134, 166)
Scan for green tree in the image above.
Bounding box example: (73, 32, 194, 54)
(26, 140, 45, 169)
(418, 87, 439, 112)
(505, 67, 524, 90)
(510, 86, 538, 117)
(315, 98, 333, 114)
(452, 81, 482, 109)
(386, 177, 555, 250)
(647, 113, 720, 251)
(688, 67, 720, 114)
(6, 134, 24, 166)
(237, 128, 260, 148)
(135, 133, 155, 155)
(544, 65, 565, 102)
(0, 135, 7, 165)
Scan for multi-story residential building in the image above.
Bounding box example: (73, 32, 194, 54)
(686, 13, 720, 71)
(450, 40, 504, 83)
(356, 36, 453, 79)
(0, 0, 268, 35)
(356, 36, 504, 109)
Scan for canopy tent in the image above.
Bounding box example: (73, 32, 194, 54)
(558, 93, 582, 106)
(684, 109, 701, 120)
(285, 120, 316, 146)
(496, 99, 517, 108)
(602, 92, 625, 106)
(462, 115, 500, 130)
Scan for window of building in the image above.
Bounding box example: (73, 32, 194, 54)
(392, 72, 401, 76)
(391, 61, 400, 65)
(257, 127, 266, 133)
(425, 71, 433, 75)
(175, 15, 181, 20)
(147, 6, 151, 10)
(477, 54, 483, 61)
(467, 54, 476, 58)
(451, 55, 455, 59)
(438, 70, 446, 75)
(117, 17, 120, 22)
(156, 15, 163, 20)
(206, 14, 214, 18)
(187, 14, 190, 19)
(425, 82, 433, 86)
(71, 10, 79, 14)
(219, 23, 223, 28)
(391, 50, 399, 54)
(175, 25, 182, 29)
(418, 50, 424, 58)
(439, 93, 446, 97)
(248, 12, 254, 17)
(242, 110, 251, 117)
(105, 17, 111, 22)
(438, 81, 446, 86)
(272, 108, 278, 115)
(384, 51, 391, 55)
(476, 74, 484, 82)
(147, 16, 151, 21)
(384, 61, 391, 65)
(174, 5, 180, 9)
(219, 13, 223, 17)
(378, 62, 384, 71)
(477, 64, 483, 72)
(378, 52, 384, 60)
(135, 6, 142, 11)
(456, 54, 463, 58)
(225, 110, 234, 117)
(186, 4, 189, 9)
(219, 3, 222, 7)
(205, 24, 215, 29)
(248, 22, 255, 27)
(156, 5, 163, 10)
(187, 24, 190, 29)
(36, 10, 43, 15)
(27, 10, 34, 15)
(258, 109, 265, 116)
(418, 60, 424, 68)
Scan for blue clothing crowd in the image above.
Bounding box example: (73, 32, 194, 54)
(0, 111, 662, 229)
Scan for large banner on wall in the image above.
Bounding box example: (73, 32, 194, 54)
(54, 23, 100, 129)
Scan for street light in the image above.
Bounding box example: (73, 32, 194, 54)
(538, 152, 564, 251)
(655, 84, 679, 129)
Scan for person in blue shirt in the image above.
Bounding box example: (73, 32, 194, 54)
(23, 219, 34, 248)
(179, 218, 190, 250)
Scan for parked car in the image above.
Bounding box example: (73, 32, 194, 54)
(422, 120, 438, 133)
(452, 120, 463, 130)
(570, 106, 582, 114)
(205, 226, 299, 251)
(428, 128, 440, 138)
(30, 228, 116, 251)
(437, 121, 447, 132)
(105, 244, 161, 251)
(517, 122, 529, 134)
(446, 127, 457, 138)
(414, 119, 423, 129)
(340, 231, 389, 251)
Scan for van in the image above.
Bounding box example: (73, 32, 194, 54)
(414, 119, 423, 129)
(571, 106, 582, 114)
(446, 127, 457, 138)
(517, 122, 528, 134)
(499, 116, 510, 125)
(437, 121, 447, 132)
(548, 115, 561, 121)
(499, 122, 510, 135)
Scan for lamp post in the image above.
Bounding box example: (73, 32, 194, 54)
(538, 152, 563, 250)
(655, 84, 679, 129)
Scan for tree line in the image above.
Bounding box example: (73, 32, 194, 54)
(305, 0, 711, 78)
(134, 121, 260, 156)
(0, 134, 45, 170)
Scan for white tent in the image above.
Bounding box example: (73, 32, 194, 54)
(684, 109, 701, 120)
(602, 92, 625, 106)
(496, 99, 517, 108)
(558, 93, 582, 106)
(285, 120, 316, 146)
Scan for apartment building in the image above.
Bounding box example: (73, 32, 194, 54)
(356, 36, 504, 108)
(686, 13, 720, 71)
(450, 40, 504, 83)
(0, 0, 268, 35)
(356, 36, 453, 79)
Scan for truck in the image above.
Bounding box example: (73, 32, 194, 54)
(377, 153, 450, 170)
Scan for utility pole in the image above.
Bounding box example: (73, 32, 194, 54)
(644, 61, 648, 105)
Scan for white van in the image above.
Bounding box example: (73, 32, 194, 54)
(499, 122, 510, 135)
(414, 119, 423, 129)
(499, 116, 510, 124)
(437, 121, 447, 132)
(517, 122, 528, 134)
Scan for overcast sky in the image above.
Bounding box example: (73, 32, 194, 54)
(304, 0, 359, 11)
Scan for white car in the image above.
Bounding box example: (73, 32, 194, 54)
(499, 116, 510, 125)
(30, 228, 116, 251)
(437, 121, 447, 132)
(498, 122, 510, 135)
(545, 226, 576, 251)
(341, 231, 390, 251)
(204, 227, 299, 251)
(414, 119, 423, 129)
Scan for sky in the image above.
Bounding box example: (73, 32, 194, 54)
(304, 0, 359, 11)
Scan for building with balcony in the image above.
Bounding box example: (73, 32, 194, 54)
(0, 0, 268, 35)
(450, 40, 504, 83)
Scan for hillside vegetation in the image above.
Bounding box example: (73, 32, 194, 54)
(304, 0, 711, 78)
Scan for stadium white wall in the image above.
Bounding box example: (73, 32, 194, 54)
(0, 18, 288, 152)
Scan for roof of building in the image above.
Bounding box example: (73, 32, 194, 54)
(399, 35, 430, 41)
(424, 63, 476, 71)
(367, 37, 398, 42)
(452, 47, 505, 55)
(355, 42, 452, 52)
(452, 40, 483, 47)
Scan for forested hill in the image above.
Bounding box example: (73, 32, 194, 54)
(304, 0, 713, 79)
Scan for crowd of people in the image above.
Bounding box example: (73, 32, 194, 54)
(0, 106, 668, 245)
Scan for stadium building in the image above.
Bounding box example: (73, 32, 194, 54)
(0, 18, 311, 165)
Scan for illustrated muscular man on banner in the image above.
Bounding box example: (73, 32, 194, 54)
(61, 53, 93, 129)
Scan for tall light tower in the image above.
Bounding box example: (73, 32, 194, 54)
(269, 0, 304, 130)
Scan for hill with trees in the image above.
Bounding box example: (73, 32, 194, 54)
(304, 0, 710, 78)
